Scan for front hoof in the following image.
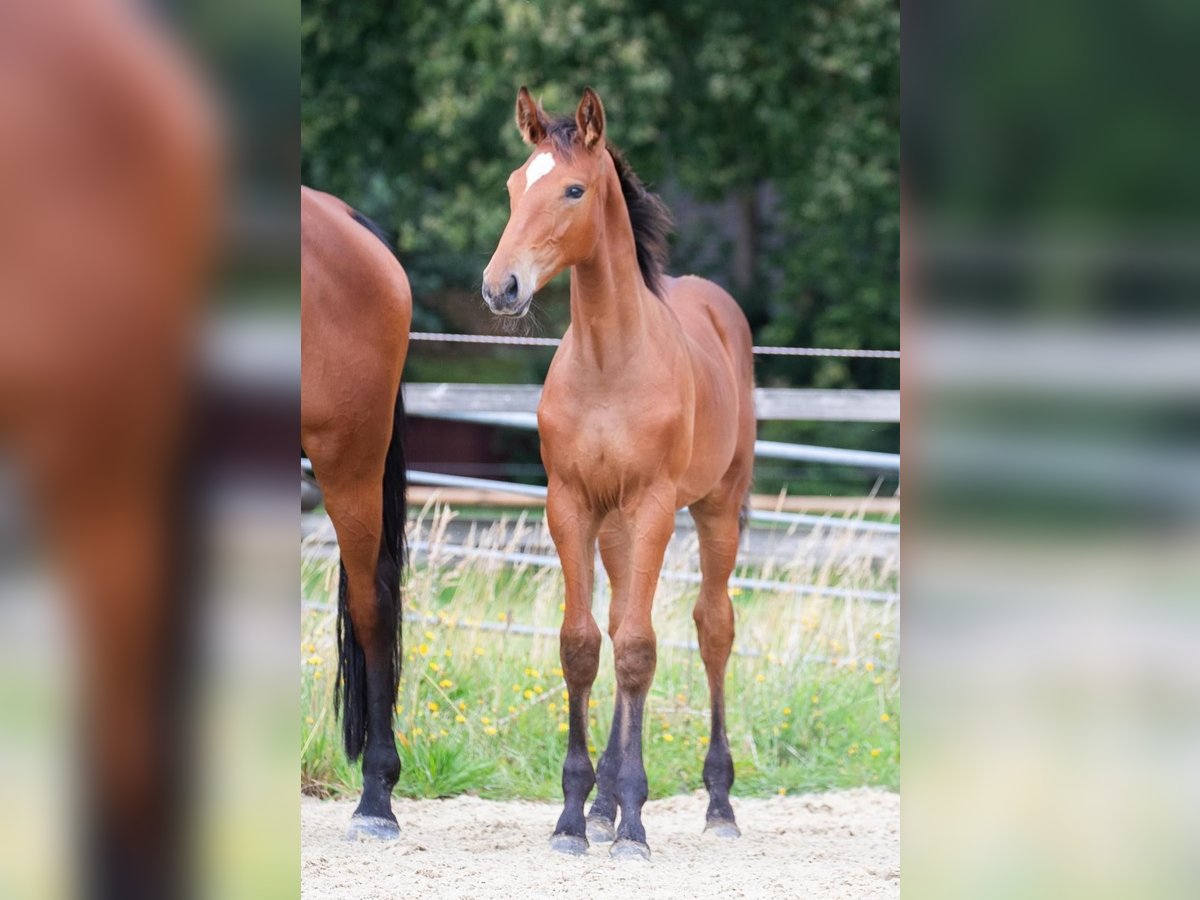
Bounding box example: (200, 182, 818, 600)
(549, 833, 589, 856)
(704, 818, 741, 839)
(346, 814, 400, 841)
(610, 839, 651, 861)
(586, 814, 616, 843)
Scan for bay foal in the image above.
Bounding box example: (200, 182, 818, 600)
(302, 187, 411, 839)
(482, 88, 756, 859)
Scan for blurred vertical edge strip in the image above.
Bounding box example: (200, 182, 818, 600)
(0, 1, 299, 898)
(904, 1, 1200, 898)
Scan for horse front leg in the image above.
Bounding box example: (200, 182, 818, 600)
(545, 489, 602, 855)
(607, 484, 675, 860)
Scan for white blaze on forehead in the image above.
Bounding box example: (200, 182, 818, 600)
(524, 152, 556, 192)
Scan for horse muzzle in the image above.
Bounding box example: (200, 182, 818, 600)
(481, 272, 532, 317)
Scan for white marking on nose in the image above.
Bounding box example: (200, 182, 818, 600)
(524, 153, 555, 192)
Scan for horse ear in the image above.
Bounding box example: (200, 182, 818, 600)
(515, 86, 548, 146)
(575, 87, 605, 150)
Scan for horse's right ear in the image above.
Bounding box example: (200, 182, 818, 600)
(515, 86, 548, 146)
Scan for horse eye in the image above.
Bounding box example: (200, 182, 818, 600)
(565, 185, 585, 200)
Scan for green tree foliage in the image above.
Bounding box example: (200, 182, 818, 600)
(302, 0, 898, 472)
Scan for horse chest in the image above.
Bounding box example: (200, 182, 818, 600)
(539, 390, 686, 486)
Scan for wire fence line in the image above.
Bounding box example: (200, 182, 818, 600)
(409, 331, 900, 359)
(294, 535, 898, 605)
(298, 603, 895, 670)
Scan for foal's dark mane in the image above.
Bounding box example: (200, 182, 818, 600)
(545, 116, 673, 298)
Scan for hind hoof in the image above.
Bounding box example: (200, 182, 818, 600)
(610, 839, 651, 861)
(549, 832, 589, 855)
(586, 815, 616, 843)
(704, 818, 741, 839)
(346, 815, 400, 841)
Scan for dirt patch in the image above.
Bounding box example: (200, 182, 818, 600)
(301, 789, 899, 899)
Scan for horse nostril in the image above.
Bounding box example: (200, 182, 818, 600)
(503, 274, 519, 303)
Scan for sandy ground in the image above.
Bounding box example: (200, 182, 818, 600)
(301, 789, 899, 899)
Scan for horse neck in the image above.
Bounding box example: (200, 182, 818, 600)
(567, 162, 656, 369)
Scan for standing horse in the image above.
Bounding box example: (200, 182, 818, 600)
(301, 186, 411, 840)
(482, 88, 756, 859)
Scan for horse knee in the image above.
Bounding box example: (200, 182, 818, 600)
(560, 620, 601, 688)
(613, 630, 657, 696)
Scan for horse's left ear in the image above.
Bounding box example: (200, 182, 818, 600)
(575, 87, 606, 151)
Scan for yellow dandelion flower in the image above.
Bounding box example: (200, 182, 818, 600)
(783, 707, 792, 715)
(662, 733, 674, 742)
(427, 701, 440, 713)
(548, 703, 558, 713)
(873, 676, 884, 685)
(781, 722, 790, 730)
(305, 716, 315, 725)
(552, 667, 563, 677)
(413, 727, 423, 736)
(474, 646, 485, 657)
(730, 587, 743, 597)
(880, 713, 890, 723)
(873, 631, 882, 641)
(508, 705, 517, 713)
(558, 722, 569, 732)
(811, 695, 820, 704)
(755, 673, 766, 683)
(439, 728, 447, 737)
(417, 643, 429, 656)
(562, 691, 570, 702)
(870, 748, 881, 757)
(523, 689, 534, 700)
(777, 787, 787, 796)
(439, 678, 453, 688)
(533, 685, 543, 694)
(306, 655, 322, 666)
(865, 661, 875, 672)
(481, 716, 491, 725)
(588, 698, 597, 708)
(485, 726, 498, 736)
(424, 630, 435, 641)
(429, 661, 440, 672)
(458, 701, 466, 710)
(313, 670, 323, 679)
(698, 736, 709, 746)
(455, 714, 466, 724)
(558, 602, 566, 612)
(588, 744, 596, 754)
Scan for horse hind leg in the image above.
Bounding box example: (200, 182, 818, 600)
(690, 497, 744, 839)
(319, 467, 403, 841)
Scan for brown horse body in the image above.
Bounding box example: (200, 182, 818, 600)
(484, 88, 755, 858)
(301, 186, 411, 839)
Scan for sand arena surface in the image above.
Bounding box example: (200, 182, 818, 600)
(301, 788, 899, 899)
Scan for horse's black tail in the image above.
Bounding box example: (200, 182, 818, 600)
(336, 379, 406, 761)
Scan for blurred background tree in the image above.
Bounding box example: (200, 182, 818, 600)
(301, 0, 898, 493)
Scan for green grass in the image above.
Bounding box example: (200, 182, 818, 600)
(301, 504, 898, 802)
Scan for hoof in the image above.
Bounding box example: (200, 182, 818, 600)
(346, 814, 400, 842)
(610, 839, 651, 861)
(549, 832, 589, 855)
(704, 818, 741, 839)
(586, 815, 616, 843)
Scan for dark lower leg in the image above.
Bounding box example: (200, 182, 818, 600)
(353, 656, 401, 822)
(610, 627, 656, 854)
(551, 619, 601, 849)
(586, 696, 626, 832)
(702, 687, 736, 826)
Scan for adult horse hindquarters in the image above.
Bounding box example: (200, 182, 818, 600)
(301, 187, 411, 840)
(482, 88, 756, 859)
